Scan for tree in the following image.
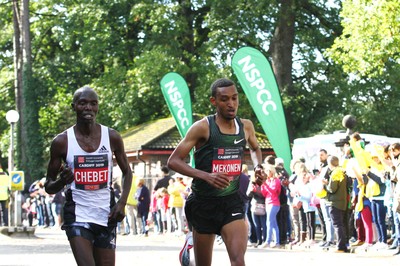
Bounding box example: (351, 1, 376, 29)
(326, 0, 400, 77)
(2, 0, 399, 180)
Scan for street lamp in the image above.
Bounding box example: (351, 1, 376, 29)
(6, 110, 20, 227)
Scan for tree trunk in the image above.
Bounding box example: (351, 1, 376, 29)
(179, 0, 197, 103)
(269, 0, 296, 143)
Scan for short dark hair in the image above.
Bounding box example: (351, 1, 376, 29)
(328, 155, 339, 167)
(161, 166, 169, 174)
(390, 142, 400, 151)
(73, 86, 97, 104)
(351, 132, 362, 141)
(210, 78, 235, 98)
(264, 155, 276, 165)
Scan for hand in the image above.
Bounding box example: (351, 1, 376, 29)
(206, 172, 231, 189)
(59, 164, 74, 185)
(109, 201, 126, 223)
(254, 168, 265, 186)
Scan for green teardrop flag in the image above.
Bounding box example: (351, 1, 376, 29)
(232, 46, 291, 171)
(160, 72, 194, 167)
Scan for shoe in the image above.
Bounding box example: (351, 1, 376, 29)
(389, 242, 398, 250)
(350, 240, 364, 247)
(318, 241, 327, 247)
(387, 238, 394, 245)
(247, 241, 256, 247)
(322, 241, 333, 248)
(271, 243, 281, 248)
(359, 243, 373, 249)
(349, 237, 357, 243)
(394, 247, 400, 256)
(179, 232, 193, 266)
(260, 242, 270, 248)
(373, 242, 388, 250)
(335, 249, 349, 253)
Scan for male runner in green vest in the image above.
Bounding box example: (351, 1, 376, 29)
(168, 78, 264, 266)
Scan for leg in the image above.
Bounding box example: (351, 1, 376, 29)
(193, 229, 215, 266)
(330, 206, 347, 251)
(299, 207, 307, 244)
(0, 201, 8, 226)
(69, 236, 96, 266)
(133, 205, 142, 234)
(251, 213, 262, 245)
(317, 206, 327, 242)
(246, 202, 257, 244)
(93, 247, 115, 266)
(321, 200, 334, 243)
(277, 206, 287, 244)
(357, 216, 366, 242)
(391, 208, 400, 248)
(290, 205, 300, 243)
(175, 207, 184, 235)
(376, 200, 388, 243)
(221, 219, 247, 266)
(269, 205, 280, 245)
(361, 206, 374, 244)
(141, 212, 149, 235)
(125, 205, 133, 234)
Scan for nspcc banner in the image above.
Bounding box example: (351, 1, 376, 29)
(231, 46, 291, 169)
(160, 72, 194, 166)
(160, 72, 193, 137)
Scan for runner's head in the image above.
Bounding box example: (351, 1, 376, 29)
(210, 78, 238, 120)
(72, 86, 99, 123)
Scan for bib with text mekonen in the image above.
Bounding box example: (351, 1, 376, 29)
(74, 154, 108, 190)
(212, 147, 243, 177)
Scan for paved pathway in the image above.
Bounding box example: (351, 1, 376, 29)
(0, 227, 399, 266)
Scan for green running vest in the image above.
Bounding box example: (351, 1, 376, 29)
(193, 115, 246, 197)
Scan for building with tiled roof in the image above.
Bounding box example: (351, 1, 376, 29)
(115, 116, 274, 182)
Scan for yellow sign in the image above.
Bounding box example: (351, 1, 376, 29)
(10, 171, 24, 191)
(0, 171, 9, 200)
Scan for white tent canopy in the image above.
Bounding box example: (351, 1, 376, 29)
(292, 132, 400, 172)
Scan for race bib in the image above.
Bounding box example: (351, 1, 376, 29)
(74, 154, 109, 190)
(212, 147, 242, 176)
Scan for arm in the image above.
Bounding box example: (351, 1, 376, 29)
(109, 128, 133, 222)
(242, 119, 264, 184)
(44, 132, 74, 195)
(167, 119, 231, 190)
(366, 171, 385, 185)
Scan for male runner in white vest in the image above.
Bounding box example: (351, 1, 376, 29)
(45, 86, 132, 266)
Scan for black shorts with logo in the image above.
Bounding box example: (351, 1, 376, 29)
(185, 192, 244, 235)
(62, 222, 116, 249)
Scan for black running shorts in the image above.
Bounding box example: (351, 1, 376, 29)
(185, 192, 244, 235)
(62, 222, 117, 249)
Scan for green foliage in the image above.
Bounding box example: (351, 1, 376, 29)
(22, 65, 45, 183)
(1, 0, 400, 178)
(326, 0, 400, 77)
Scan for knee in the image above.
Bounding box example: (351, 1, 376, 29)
(229, 253, 245, 266)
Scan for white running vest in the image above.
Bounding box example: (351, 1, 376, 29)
(65, 124, 113, 226)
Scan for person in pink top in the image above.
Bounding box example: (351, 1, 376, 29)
(260, 164, 281, 248)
